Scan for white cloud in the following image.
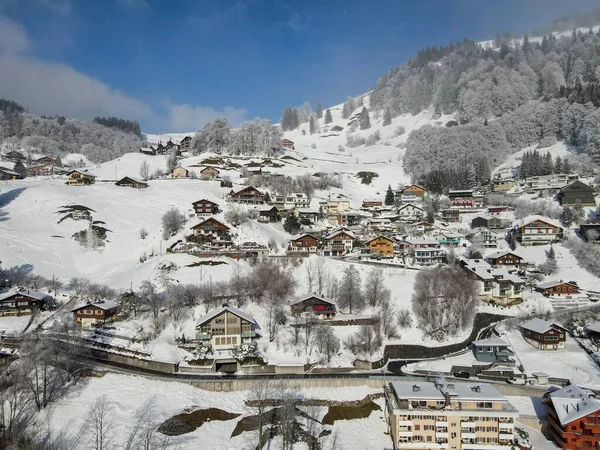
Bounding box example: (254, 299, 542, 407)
(0, 15, 31, 54)
(165, 101, 247, 132)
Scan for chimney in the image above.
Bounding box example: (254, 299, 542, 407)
(412, 385, 421, 392)
(471, 385, 481, 393)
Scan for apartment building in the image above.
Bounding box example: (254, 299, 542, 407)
(385, 378, 517, 450)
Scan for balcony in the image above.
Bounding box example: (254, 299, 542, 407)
(398, 431, 413, 437)
(397, 420, 413, 426)
(240, 331, 257, 338)
(461, 432, 476, 439)
(499, 422, 513, 429)
(436, 432, 449, 439)
(461, 421, 476, 428)
(499, 434, 514, 441)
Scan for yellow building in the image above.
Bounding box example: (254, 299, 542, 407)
(171, 166, 189, 178)
(385, 379, 517, 450)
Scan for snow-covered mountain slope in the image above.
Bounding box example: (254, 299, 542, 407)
(478, 25, 600, 50)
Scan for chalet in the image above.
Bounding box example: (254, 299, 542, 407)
(67, 170, 96, 186)
(0, 167, 20, 180)
(3, 151, 25, 162)
(411, 221, 435, 234)
(229, 186, 266, 205)
(492, 179, 515, 192)
(179, 136, 193, 151)
(535, 281, 580, 298)
(171, 166, 189, 178)
(192, 199, 219, 216)
(449, 190, 476, 208)
(282, 139, 295, 150)
(0, 290, 52, 316)
(520, 318, 566, 350)
(365, 217, 393, 231)
(115, 176, 148, 188)
(525, 173, 578, 190)
(440, 209, 460, 223)
(200, 166, 220, 179)
(413, 247, 445, 265)
(485, 251, 525, 268)
(397, 238, 439, 250)
(37, 156, 59, 166)
(558, 180, 596, 207)
(586, 323, 600, 347)
(156, 142, 167, 155)
(488, 206, 510, 216)
(436, 232, 462, 247)
(190, 217, 232, 248)
(362, 235, 395, 258)
(545, 385, 600, 449)
(71, 300, 119, 328)
(460, 258, 525, 305)
(26, 164, 50, 177)
(397, 203, 424, 221)
(323, 228, 355, 256)
(467, 227, 500, 248)
(471, 336, 514, 363)
(398, 184, 426, 198)
(139, 147, 156, 156)
(517, 217, 563, 246)
(195, 305, 259, 350)
(471, 216, 489, 229)
(291, 295, 336, 319)
(288, 233, 319, 253)
(258, 206, 281, 223)
(580, 224, 600, 243)
(362, 199, 383, 209)
(320, 199, 350, 214)
(166, 139, 178, 150)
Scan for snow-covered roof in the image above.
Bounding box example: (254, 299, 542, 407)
(292, 294, 336, 306)
(71, 300, 120, 312)
(586, 322, 600, 334)
(548, 385, 600, 426)
(117, 176, 147, 184)
(402, 238, 438, 245)
(0, 289, 52, 302)
(290, 232, 318, 241)
(485, 251, 522, 261)
(364, 235, 394, 245)
(520, 318, 564, 334)
(297, 208, 319, 214)
(325, 228, 356, 240)
(536, 280, 577, 289)
(398, 203, 424, 211)
(390, 379, 509, 403)
(472, 336, 511, 347)
(0, 168, 19, 176)
(196, 305, 257, 328)
(520, 215, 561, 229)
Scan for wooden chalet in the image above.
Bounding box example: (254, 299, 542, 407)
(440, 209, 460, 222)
(179, 136, 193, 151)
(586, 323, 600, 347)
(192, 199, 219, 216)
(488, 206, 510, 216)
(200, 166, 220, 179)
(195, 305, 259, 350)
(191, 217, 230, 237)
(37, 156, 59, 166)
(492, 179, 515, 192)
(291, 295, 336, 319)
(558, 180, 596, 207)
(258, 206, 281, 223)
(362, 235, 395, 257)
(323, 228, 355, 256)
(580, 224, 600, 243)
(171, 166, 189, 178)
(282, 139, 295, 150)
(139, 147, 156, 156)
(0, 167, 21, 180)
(535, 281, 580, 298)
(26, 164, 50, 177)
(517, 217, 563, 245)
(3, 151, 25, 161)
(67, 170, 96, 186)
(229, 186, 266, 204)
(0, 290, 52, 316)
(362, 199, 383, 209)
(115, 176, 148, 188)
(156, 143, 167, 155)
(399, 184, 426, 198)
(520, 318, 566, 350)
(471, 216, 489, 229)
(71, 300, 119, 328)
(484, 251, 525, 268)
(449, 190, 476, 208)
(288, 233, 319, 253)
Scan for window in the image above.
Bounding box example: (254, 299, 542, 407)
(486, 427, 497, 432)
(96, 310, 102, 316)
(450, 433, 456, 439)
(425, 425, 434, 431)
(414, 425, 420, 431)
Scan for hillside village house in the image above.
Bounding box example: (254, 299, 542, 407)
(0, 290, 52, 316)
(195, 306, 259, 351)
(520, 318, 566, 350)
(460, 258, 525, 305)
(37, 156, 59, 166)
(436, 232, 462, 247)
(558, 180, 596, 207)
(440, 209, 460, 223)
(171, 166, 189, 178)
(291, 295, 337, 319)
(365, 217, 393, 231)
(26, 164, 50, 177)
(488, 206, 511, 216)
(535, 281, 580, 298)
(411, 221, 435, 234)
(115, 176, 148, 188)
(192, 199, 219, 216)
(516, 217, 563, 246)
(320, 199, 350, 214)
(257, 206, 281, 223)
(0, 167, 20, 180)
(271, 193, 309, 210)
(282, 138, 295, 150)
(139, 147, 156, 156)
(585, 323, 600, 347)
(229, 186, 266, 204)
(449, 190, 477, 208)
(580, 224, 600, 243)
(485, 251, 526, 269)
(467, 227, 500, 248)
(525, 173, 578, 190)
(362, 199, 383, 209)
(179, 135, 192, 151)
(396, 184, 426, 204)
(71, 301, 119, 328)
(190, 217, 232, 248)
(3, 150, 25, 162)
(385, 378, 517, 450)
(323, 228, 355, 256)
(413, 246, 445, 265)
(492, 178, 516, 192)
(67, 170, 96, 186)
(397, 203, 424, 221)
(288, 233, 319, 253)
(297, 208, 320, 224)
(545, 385, 600, 450)
(471, 336, 514, 363)
(471, 216, 489, 229)
(200, 166, 220, 179)
(487, 217, 505, 229)
(362, 235, 395, 258)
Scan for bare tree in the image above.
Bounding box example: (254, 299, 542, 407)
(397, 308, 413, 328)
(68, 277, 91, 298)
(161, 208, 186, 240)
(304, 260, 315, 293)
(228, 266, 247, 307)
(314, 258, 328, 295)
(344, 325, 381, 357)
(86, 395, 117, 450)
(379, 297, 398, 339)
(266, 303, 287, 342)
(247, 380, 274, 449)
(139, 228, 148, 240)
(312, 323, 340, 363)
(364, 268, 390, 307)
(139, 161, 151, 181)
(337, 266, 364, 314)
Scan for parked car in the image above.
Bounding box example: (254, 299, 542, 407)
(453, 371, 470, 379)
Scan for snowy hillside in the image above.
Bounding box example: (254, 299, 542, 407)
(478, 25, 600, 49)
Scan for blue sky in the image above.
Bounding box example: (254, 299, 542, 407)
(0, 0, 598, 133)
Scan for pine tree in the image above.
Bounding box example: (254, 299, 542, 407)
(554, 156, 563, 174)
(283, 214, 302, 234)
(507, 231, 516, 251)
(383, 108, 392, 126)
(324, 109, 333, 124)
(563, 158, 571, 174)
(359, 107, 371, 130)
(561, 207, 574, 227)
(309, 115, 316, 135)
(316, 100, 323, 119)
(14, 160, 26, 178)
(385, 185, 394, 206)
